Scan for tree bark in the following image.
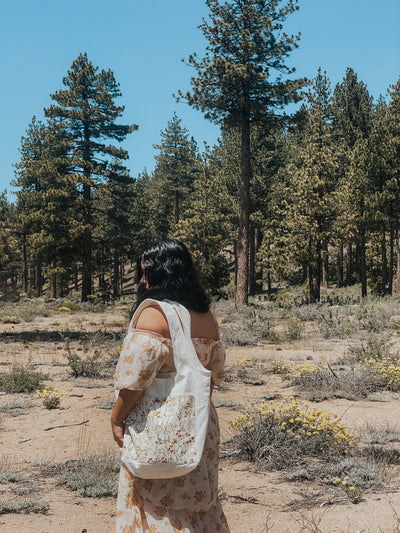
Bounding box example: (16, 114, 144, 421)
(345, 242, 352, 285)
(35, 257, 42, 297)
(120, 256, 124, 295)
(308, 234, 314, 303)
(381, 225, 388, 294)
(397, 228, 400, 294)
(255, 228, 263, 293)
(81, 182, 92, 302)
(50, 259, 57, 300)
(389, 225, 394, 295)
(235, 111, 251, 305)
(337, 242, 343, 287)
(315, 238, 321, 301)
(113, 252, 119, 298)
(322, 242, 329, 289)
(360, 230, 367, 297)
(22, 236, 28, 294)
(249, 225, 256, 296)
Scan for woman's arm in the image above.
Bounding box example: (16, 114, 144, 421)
(111, 389, 143, 448)
(111, 306, 170, 447)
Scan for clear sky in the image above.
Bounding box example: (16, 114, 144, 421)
(1, 0, 399, 200)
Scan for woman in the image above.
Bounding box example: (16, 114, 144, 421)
(111, 239, 230, 533)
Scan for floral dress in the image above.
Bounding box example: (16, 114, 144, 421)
(114, 328, 230, 533)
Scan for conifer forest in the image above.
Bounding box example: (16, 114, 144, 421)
(2, 0, 400, 305)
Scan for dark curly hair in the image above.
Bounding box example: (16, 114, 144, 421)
(131, 239, 210, 315)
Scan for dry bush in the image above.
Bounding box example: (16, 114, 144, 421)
(0, 365, 48, 393)
(355, 297, 400, 333)
(285, 318, 304, 340)
(272, 360, 381, 400)
(0, 500, 50, 515)
(55, 450, 120, 497)
(0, 458, 23, 484)
(235, 358, 268, 385)
(361, 423, 400, 445)
(346, 334, 392, 364)
(228, 397, 354, 469)
(0, 399, 37, 417)
(213, 300, 278, 345)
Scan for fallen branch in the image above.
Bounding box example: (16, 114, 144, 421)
(44, 419, 89, 431)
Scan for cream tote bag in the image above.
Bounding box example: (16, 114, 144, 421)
(120, 298, 212, 479)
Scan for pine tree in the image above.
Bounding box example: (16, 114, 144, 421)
(151, 114, 199, 235)
(179, 0, 304, 304)
(276, 69, 337, 302)
(364, 99, 397, 295)
(388, 77, 400, 292)
(331, 68, 373, 293)
(94, 160, 136, 297)
(0, 192, 18, 297)
(14, 118, 76, 298)
(45, 53, 137, 301)
(175, 144, 231, 294)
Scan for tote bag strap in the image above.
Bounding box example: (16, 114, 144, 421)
(129, 298, 201, 371)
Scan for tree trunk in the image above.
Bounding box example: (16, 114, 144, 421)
(235, 111, 251, 305)
(255, 228, 263, 293)
(360, 230, 367, 297)
(74, 267, 79, 292)
(389, 225, 394, 295)
(249, 225, 256, 296)
(50, 259, 57, 300)
(315, 239, 321, 301)
(35, 257, 42, 297)
(302, 263, 307, 284)
(113, 252, 119, 298)
(322, 242, 329, 289)
(355, 243, 361, 283)
(381, 225, 388, 294)
(397, 228, 400, 294)
(233, 240, 238, 288)
(337, 242, 343, 287)
(267, 271, 272, 299)
(81, 183, 92, 302)
(308, 234, 314, 303)
(120, 257, 124, 295)
(345, 242, 352, 285)
(22, 236, 28, 294)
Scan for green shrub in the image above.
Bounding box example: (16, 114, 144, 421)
(0, 365, 48, 393)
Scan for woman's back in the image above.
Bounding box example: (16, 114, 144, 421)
(135, 304, 218, 341)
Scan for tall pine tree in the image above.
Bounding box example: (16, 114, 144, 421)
(179, 0, 304, 304)
(45, 53, 137, 301)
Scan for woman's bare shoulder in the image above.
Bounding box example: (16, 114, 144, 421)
(135, 305, 170, 339)
(190, 309, 219, 339)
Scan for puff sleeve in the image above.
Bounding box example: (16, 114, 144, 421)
(114, 331, 170, 394)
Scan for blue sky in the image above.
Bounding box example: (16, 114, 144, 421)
(1, 0, 399, 200)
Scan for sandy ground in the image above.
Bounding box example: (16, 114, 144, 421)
(2, 311, 400, 533)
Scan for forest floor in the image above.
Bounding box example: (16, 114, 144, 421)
(2, 293, 400, 532)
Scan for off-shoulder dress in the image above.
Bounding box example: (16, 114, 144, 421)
(114, 328, 230, 533)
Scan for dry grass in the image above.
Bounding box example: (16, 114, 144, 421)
(55, 450, 120, 497)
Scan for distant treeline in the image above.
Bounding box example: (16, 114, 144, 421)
(1, 2, 399, 303)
